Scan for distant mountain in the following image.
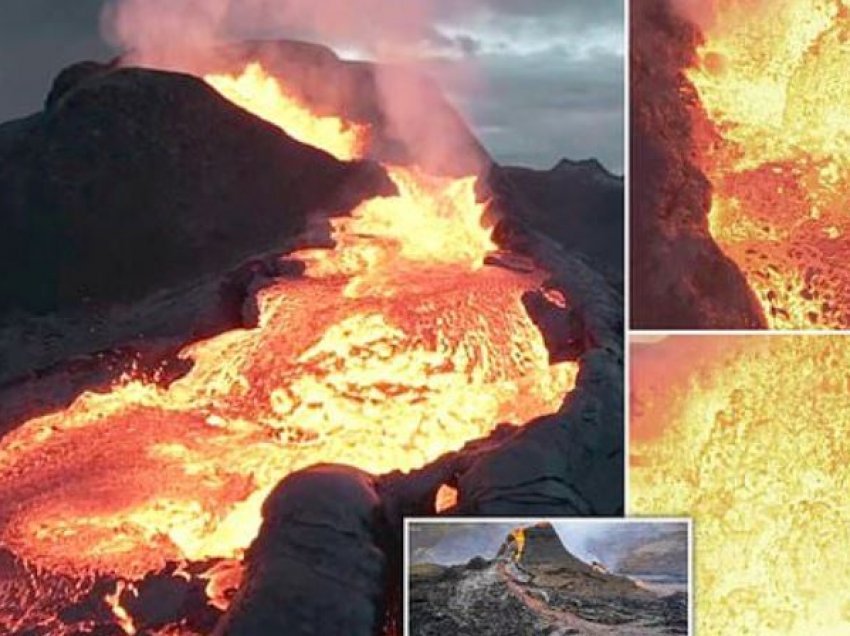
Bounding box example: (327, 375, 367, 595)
(493, 157, 623, 287)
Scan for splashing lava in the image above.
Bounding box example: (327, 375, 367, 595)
(689, 0, 850, 328)
(0, 61, 578, 631)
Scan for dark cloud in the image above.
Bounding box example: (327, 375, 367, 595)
(0, 0, 111, 120)
(0, 0, 623, 171)
(430, 44, 624, 172)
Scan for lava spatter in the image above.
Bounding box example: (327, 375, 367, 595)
(688, 0, 850, 328)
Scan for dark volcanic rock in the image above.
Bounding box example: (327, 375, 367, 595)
(493, 159, 624, 287)
(630, 0, 765, 328)
(503, 523, 655, 604)
(0, 61, 390, 314)
(429, 205, 624, 518)
(409, 561, 543, 636)
(213, 465, 387, 636)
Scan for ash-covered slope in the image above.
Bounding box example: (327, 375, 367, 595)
(411, 523, 687, 635)
(630, 0, 764, 328)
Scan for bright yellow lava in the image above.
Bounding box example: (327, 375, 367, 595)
(688, 0, 850, 328)
(205, 62, 369, 161)
(0, 61, 578, 588)
(630, 336, 850, 634)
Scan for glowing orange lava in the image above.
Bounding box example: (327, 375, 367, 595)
(689, 0, 850, 328)
(511, 527, 527, 562)
(0, 61, 578, 632)
(205, 62, 369, 161)
(630, 336, 850, 633)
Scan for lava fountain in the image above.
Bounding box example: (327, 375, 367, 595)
(630, 336, 850, 634)
(688, 0, 850, 328)
(0, 62, 578, 633)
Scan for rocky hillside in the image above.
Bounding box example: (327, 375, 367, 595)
(0, 60, 389, 316)
(495, 159, 623, 287)
(630, 0, 764, 328)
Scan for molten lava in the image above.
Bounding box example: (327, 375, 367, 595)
(511, 527, 527, 562)
(0, 61, 578, 633)
(205, 62, 369, 161)
(434, 484, 458, 513)
(688, 0, 850, 328)
(630, 336, 850, 634)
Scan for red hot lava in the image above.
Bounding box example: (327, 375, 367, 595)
(0, 62, 579, 634)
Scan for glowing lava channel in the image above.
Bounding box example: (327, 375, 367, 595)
(630, 336, 850, 634)
(688, 0, 850, 328)
(206, 62, 368, 161)
(0, 62, 577, 592)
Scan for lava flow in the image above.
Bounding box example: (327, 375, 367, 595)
(0, 62, 577, 631)
(630, 336, 850, 634)
(511, 527, 526, 562)
(688, 0, 850, 328)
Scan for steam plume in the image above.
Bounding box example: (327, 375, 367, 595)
(101, 0, 487, 174)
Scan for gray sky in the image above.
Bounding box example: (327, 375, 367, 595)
(0, 0, 623, 172)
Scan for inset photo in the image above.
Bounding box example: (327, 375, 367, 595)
(632, 0, 850, 330)
(405, 518, 691, 635)
(630, 335, 850, 633)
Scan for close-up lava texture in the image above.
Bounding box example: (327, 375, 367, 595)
(632, 0, 850, 329)
(630, 335, 850, 633)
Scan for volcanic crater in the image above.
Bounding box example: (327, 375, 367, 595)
(0, 40, 623, 635)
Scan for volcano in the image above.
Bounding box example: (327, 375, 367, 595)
(632, 0, 850, 329)
(409, 523, 688, 635)
(0, 40, 622, 635)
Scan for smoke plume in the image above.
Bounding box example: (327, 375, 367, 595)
(101, 0, 486, 174)
(102, 0, 462, 68)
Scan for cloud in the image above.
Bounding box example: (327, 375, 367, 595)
(425, 1, 624, 172)
(0, 0, 111, 120)
(0, 0, 623, 171)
